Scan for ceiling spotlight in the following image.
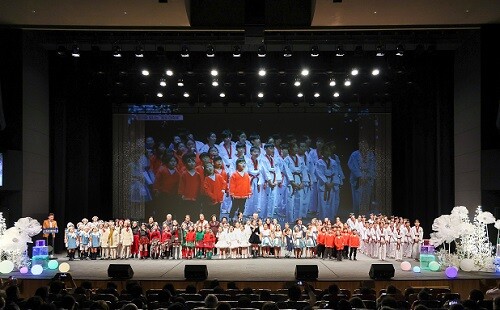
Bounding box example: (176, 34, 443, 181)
(183, 92, 190, 98)
(372, 68, 380, 76)
(258, 45, 267, 57)
(396, 44, 405, 56)
(57, 46, 66, 56)
(134, 45, 144, 58)
(376, 45, 385, 57)
(297, 92, 304, 98)
(219, 92, 226, 98)
(351, 68, 359, 76)
(166, 69, 173, 76)
(233, 45, 242, 57)
(314, 92, 320, 98)
(71, 44, 80, 57)
(113, 46, 122, 58)
(310, 45, 320, 57)
(177, 79, 184, 87)
(181, 45, 190, 58)
(329, 78, 336, 87)
(257, 92, 264, 98)
(294, 79, 301, 87)
(344, 79, 351, 86)
(206, 45, 215, 57)
(211, 69, 218, 77)
(141, 69, 150, 76)
(301, 69, 309, 76)
(160, 78, 167, 87)
(283, 45, 293, 57)
(157, 92, 163, 98)
(258, 69, 266, 77)
(212, 79, 219, 87)
(333, 92, 340, 98)
(335, 45, 345, 57)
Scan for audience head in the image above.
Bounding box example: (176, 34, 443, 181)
(469, 289, 484, 302)
(417, 290, 431, 301)
(163, 283, 177, 296)
(494, 296, 500, 310)
(386, 285, 398, 295)
(261, 301, 279, 310)
(349, 297, 365, 309)
(25, 296, 44, 310)
(328, 284, 340, 295)
(121, 303, 139, 310)
(185, 284, 197, 294)
(450, 304, 465, 310)
(380, 296, 398, 309)
(34, 286, 49, 301)
(204, 294, 219, 308)
(288, 285, 302, 301)
(5, 286, 20, 301)
(237, 296, 252, 308)
(61, 295, 76, 310)
(215, 301, 231, 310)
(91, 300, 109, 310)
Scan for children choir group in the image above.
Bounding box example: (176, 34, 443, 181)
(63, 213, 424, 262)
(139, 129, 375, 225)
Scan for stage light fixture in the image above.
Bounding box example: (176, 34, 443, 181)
(301, 69, 309, 76)
(258, 69, 266, 77)
(376, 45, 385, 57)
(351, 68, 359, 76)
(166, 69, 173, 76)
(177, 79, 184, 87)
(344, 79, 351, 87)
(183, 92, 190, 98)
(211, 69, 218, 77)
(206, 45, 215, 57)
(71, 44, 80, 57)
(333, 92, 340, 97)
(258, 45, 267, 57)
(157, 92, 163, 98)
(212, 79, 219, 87)
(113, 46, 122, 58)
(372, 68, 380, 76)
(294, 79, 301, 87)
(335, 45, 345, 57)
(329, 78, 336, 87)
(160, 78, 166, 87)
(283, 45, 293, 57)
(232, 45, 242, 57)
(219, 92, 226, 98)
(141, 69, 150, 76)
(57, 46, 66, 56)
(133, 45, 144, 57)
(181, 45, 190, 58)
(297, 92, 304, 98)
(396, 44, 405, 56)
(310, 45, 320, 57)
(314, 92, 320, 98)
(257, 92, 264, 98)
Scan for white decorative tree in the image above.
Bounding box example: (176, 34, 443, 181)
(431, 206, 496, 271)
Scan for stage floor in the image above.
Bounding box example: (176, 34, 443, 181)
(10, 253, 497, 282)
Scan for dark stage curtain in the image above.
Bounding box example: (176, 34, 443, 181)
(391, 52, 455, 237)
(49, 55, 112, 252)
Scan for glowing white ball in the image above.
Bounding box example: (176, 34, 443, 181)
(460, 259, 475, 272)
(31, 265, 44, 275)
(59, 262, 70, 273)
(20, 266, 29, 274)
(0, 260, 15, 274)
(413, 266, 421, 273)
(401, 261, 412, 271)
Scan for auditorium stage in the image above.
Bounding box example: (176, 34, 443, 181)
(9, 253, 497, 282)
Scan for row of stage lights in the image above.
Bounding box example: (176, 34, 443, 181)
(140, 67, 381, 99)
(63, 43, 405, 58)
